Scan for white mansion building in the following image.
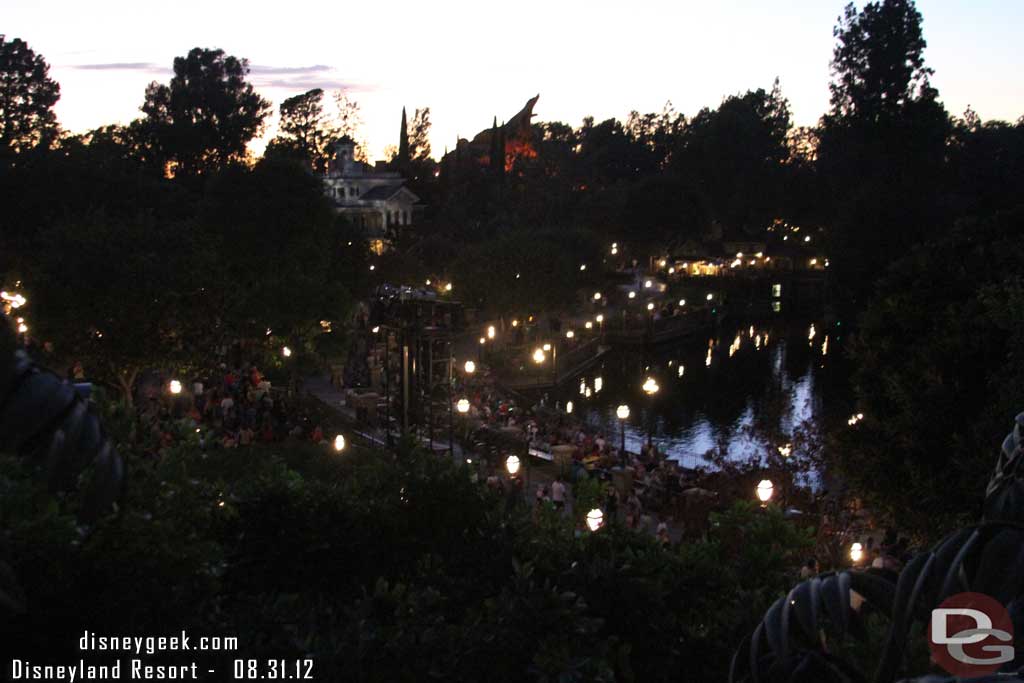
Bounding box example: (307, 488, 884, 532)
(324, 136, 420, 254)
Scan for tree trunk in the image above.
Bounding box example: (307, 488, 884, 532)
(114, 365, 139, 408)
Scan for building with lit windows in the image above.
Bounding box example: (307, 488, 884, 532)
(324, 136, 419, 255)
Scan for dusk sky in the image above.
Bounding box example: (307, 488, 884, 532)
(6, 0, 1022, 160)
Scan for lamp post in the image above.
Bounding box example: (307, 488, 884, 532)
(448, 349, 455, 459)
(642, 377, 659, 448)
(384, 327, 392, 446)
(454, 396, 470, 462)
(533, 347, 546, 386)
(616, 404, 630, 457)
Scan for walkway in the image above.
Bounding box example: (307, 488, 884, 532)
(304, 371, 684, 543)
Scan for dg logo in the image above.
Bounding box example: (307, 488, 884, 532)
(928, 592, 1015, 678)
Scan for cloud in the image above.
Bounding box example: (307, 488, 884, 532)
(248, 64, 333, 75)
(255, 76, 376, 92)
(68, 61, 373, 93)
(249, 65, 375, 93)
(72, 62, 164, 72)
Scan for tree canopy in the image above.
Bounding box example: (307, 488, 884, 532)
(140, 47, 271, 177)
(818, 0, 950, 310)
(265, 88, 338, 173)
(199, 156, 351, 344)
(828, 0, 934, 122)
(0, 35, 60, 159)
(834, 208, 1024, 535)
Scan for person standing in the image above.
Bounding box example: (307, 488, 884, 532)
(605, 486, 619, 525)
(656, 520, 671, 546)
(551, 477, 567, 512)
(800, 558, 819, 579)
(626, 492, 642, 529)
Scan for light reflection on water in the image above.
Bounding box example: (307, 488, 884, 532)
(560, 319, 848, 468)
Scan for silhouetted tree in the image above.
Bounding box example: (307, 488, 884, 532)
(488, 116, 500, 176)
(396, 106, 409, 172)
(140, 47, 271, 177)
(817, 0, 950, 309)
(408, 107, 431, 161)
(332, 89, 367, 162)
(827, 0, 933, 121)
(834, 208, 1024, 537)
(265, 88, 338, 172)
(673, 82, 792, 238)
(0, 36, 60, 159)
(200, 157, 350, 344)
(947, 110, 1024, 220)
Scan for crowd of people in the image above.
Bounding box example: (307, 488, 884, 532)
(452, 371, 715, 543)
(68, 354, 337, 460)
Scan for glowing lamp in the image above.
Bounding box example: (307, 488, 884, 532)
(464, 360, 476, 374)
(756, 479, 774, 503)
(168, 380, 182, 395)
(333, 434, 346, 451)
(616, 404, 630, 420)
(506, 454, 521, 476)
(850, 542, 864, 563)
(586, 508, 604, 531)
(457, 398, 470, 413)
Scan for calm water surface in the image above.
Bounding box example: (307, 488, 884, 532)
(554, 317, 853, 468)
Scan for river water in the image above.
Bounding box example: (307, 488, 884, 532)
(555, 316, 854, 468)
